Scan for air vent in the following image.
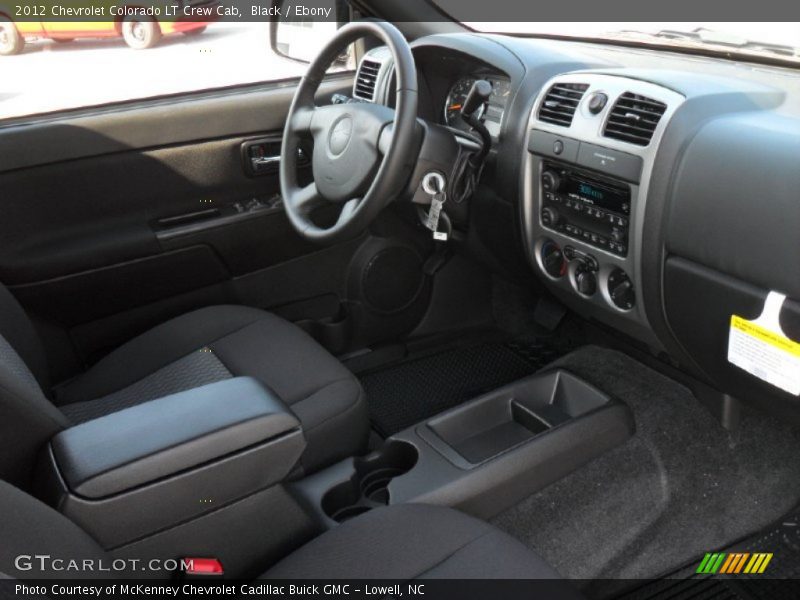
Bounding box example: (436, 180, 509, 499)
(538, 83, 589, 126)
(604, 92, 667, 146)
(354, 59, 381, 101)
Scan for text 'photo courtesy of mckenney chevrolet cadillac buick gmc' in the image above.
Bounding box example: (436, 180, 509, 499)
(0, 1, 799, 599)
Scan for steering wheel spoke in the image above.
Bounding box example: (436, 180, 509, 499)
(290, 183, 327, 216)
(378, 124, 394, 156)
(336, 197, 362, 227)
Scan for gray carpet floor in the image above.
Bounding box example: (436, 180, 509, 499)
(490, 346, 800, 597)
(361, 339, 565, 436)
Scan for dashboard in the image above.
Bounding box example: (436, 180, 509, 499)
(354, 33, 800, 418)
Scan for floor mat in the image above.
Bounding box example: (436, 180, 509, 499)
(360, 339, 564, 437)
(618, 504, 800, 600)
(489, 346, 800, 598)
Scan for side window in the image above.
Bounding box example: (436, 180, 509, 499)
(0, 0, 352, 122)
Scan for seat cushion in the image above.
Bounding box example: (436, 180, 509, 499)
(263, 503, 568, 580)
(0, 482, 575, 591)
(56, 305, 369, 473)
(0, 481, 110, 580)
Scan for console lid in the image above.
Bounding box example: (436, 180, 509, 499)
(41, 377, 305, 548)
(52, 377, 300, 499)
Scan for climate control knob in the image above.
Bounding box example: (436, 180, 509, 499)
(574, 262, 597, 297)
(607, 267, 635, 310)
(541, 170, 561, 193)
(540, 240, 566, 279)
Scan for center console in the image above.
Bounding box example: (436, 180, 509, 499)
(291, 369, 634, 526)
(35, 362, 635, 576)
(522, 73, 684, 346)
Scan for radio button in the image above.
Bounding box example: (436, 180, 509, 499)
(608, 242, 627, 255)
(529, 131, 580, 162)
(542, 171, 561, 192)
(541, 207, 560, 228)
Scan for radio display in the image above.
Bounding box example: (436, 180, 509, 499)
(578, 183, 605, 201)
(564, 176, 630, 215)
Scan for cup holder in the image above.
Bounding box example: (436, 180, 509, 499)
(321, 440, 418, 522)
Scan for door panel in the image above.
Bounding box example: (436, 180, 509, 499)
(0, 134, 296, 283)
(0, 77, 356, 381)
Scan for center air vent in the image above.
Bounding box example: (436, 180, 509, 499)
(604, 92, 667, 146)
(354, 59, 382, 102)
(538, 83, 589, 127)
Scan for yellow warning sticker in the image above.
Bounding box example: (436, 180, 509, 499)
(731, 316, 800, 357)
(728, 295, 800, 396)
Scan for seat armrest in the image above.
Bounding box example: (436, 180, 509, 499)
(52, 377, 300, 499)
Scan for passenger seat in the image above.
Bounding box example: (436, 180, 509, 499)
(0, 481, 576, 590)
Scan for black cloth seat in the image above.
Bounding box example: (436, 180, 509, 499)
(0, 283, 369, 484)
(0, 480, 574, 587)
(263, 503, 565, 580)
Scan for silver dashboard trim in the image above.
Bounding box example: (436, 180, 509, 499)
(522, 73, 685, 343)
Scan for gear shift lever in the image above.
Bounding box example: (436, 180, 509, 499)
(461, 79, 493, 120)
(460, 80, 492, 168)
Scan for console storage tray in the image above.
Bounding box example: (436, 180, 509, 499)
(426, 370, 608, 465)
(390, 369, 635, 518)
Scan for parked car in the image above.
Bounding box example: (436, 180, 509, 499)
(0, 2, 215, 55)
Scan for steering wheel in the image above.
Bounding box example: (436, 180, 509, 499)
(280, 21, 418, 244)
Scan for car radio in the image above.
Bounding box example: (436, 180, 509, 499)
(539, 161, 631, 256)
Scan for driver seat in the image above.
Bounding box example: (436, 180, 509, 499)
(0, 283, 369, 486)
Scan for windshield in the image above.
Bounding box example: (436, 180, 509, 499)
(456, 20, 800, 65)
